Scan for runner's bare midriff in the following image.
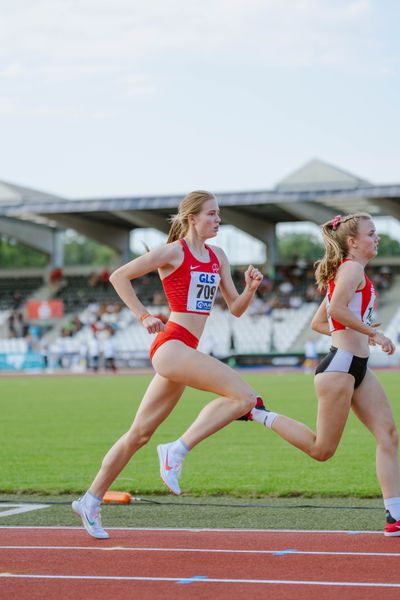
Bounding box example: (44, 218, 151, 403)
(331, 328, 370, 358)
(168, 311, 208, 340)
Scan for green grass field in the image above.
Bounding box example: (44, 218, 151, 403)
(1, 370, 399, 498)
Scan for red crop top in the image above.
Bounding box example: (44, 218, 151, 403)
(161, 239, 221, 314)
(326, 259, 376, 332)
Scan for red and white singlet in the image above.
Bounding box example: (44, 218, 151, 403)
(326, 259, 376, 333)
(161, 239, 221, 315)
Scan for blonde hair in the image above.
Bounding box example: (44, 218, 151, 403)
(315, 212, 373, 290)
(166, 190, 215, 244)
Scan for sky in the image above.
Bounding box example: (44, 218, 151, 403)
(1, 0, 399, 261)
(1, 0, 399, 199)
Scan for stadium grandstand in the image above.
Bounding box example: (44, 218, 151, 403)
(1, 159, 400, 372)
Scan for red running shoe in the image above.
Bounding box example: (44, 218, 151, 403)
(384, 511, 400, 537)
(236, 396, 267, 421)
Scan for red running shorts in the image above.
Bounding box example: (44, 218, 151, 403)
(150, 320, 199, 361)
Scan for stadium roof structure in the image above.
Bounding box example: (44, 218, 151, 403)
(1, 159, 400, 265)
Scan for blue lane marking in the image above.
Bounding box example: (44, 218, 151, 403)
(346, 531, 361, 535)
(177, 575, 208, 585)
(273, 549, 298, 556)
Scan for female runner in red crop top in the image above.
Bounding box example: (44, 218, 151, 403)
(72, 190, 263, 539)
(246, 213, 400, 536)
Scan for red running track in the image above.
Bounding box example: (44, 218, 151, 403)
(1, 527, 400, 600)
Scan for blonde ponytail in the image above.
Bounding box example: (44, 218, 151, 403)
(166, 190, 215, 244)
(166, 214, 187, 244)
(315, 212, 372, 290)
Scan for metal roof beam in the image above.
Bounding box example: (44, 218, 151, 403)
(0, 217, 53, 254)
(377, 198, 400, 220)
(221, 207, 275, 242)
(221, 207, 278, 266)
(281, 202, 336, 225)
(111, 210, 170, 234)
(44, 214, 131, 257)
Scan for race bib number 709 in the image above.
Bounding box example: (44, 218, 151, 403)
(187, 272, 221, 313)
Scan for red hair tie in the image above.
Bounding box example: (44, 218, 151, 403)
(330, 215, 342, 230)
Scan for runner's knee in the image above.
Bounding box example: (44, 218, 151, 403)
(310, 445, 337, 462)
(125, 427, 153, 451)
(377, 425, 399, 455)
(232, 388, 257, 413)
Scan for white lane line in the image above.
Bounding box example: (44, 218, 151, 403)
(0, 526, 382, 534)
(0, 505, 49, 518)
(0, 545, 399, 557)
(1, 573, 400, 588)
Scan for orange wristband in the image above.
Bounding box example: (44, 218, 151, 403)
(140, 312, 151, 322)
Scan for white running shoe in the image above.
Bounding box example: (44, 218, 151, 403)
(157, 443, 182, 495)
(72, 497, 109, 539)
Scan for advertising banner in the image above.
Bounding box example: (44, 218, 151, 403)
(26, 300, 64, 320)
(0, 352, 44, 371)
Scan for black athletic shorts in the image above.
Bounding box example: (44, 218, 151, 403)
(315, 346, 368, 389)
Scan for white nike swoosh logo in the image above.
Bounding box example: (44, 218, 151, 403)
(190, 265, 200, 270)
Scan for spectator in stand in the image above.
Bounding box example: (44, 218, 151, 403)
(24, 330, 33, 352)
(247, 291, 270, 316)
(71, 315, 83, 333)
(289, 295, 303, 309)
(49, 268, 64, 285)
(28, 323, 41, 346)
(305, 283, 321, 303)
(92, 317, 106, 335)
(87, 298, 100, 318)
(88, 333, 100, 372)
(279, 280, 294, 297)
(12, 290, 23, 310)
(100, 268, 110, 290)
(258, 275, 273, 295)
(79, 340, 88, 371)
(40, 340, 49, 371)
(7, 312, 17, 337)
(103, 326, 117, 373)
(16, 312, 25, 337)
(88, 272, 99, 288)
(380, 266, 393, 289)
(369, 266, 393, 292)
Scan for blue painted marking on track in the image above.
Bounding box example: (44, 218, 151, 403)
(177, 575, 208, 585)
(273, 549, 298, 556)
(346, 531, 361, 535)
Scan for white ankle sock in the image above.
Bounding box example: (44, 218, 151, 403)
(251, 407, 269, 425)
(85, 490, 102, 508)
(265, 412, 278, 429)
(251, 408, 278, 428)
(250, 407, 269, 425)
(170, 438, 190, 461)
(384, 497, 400, 521)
